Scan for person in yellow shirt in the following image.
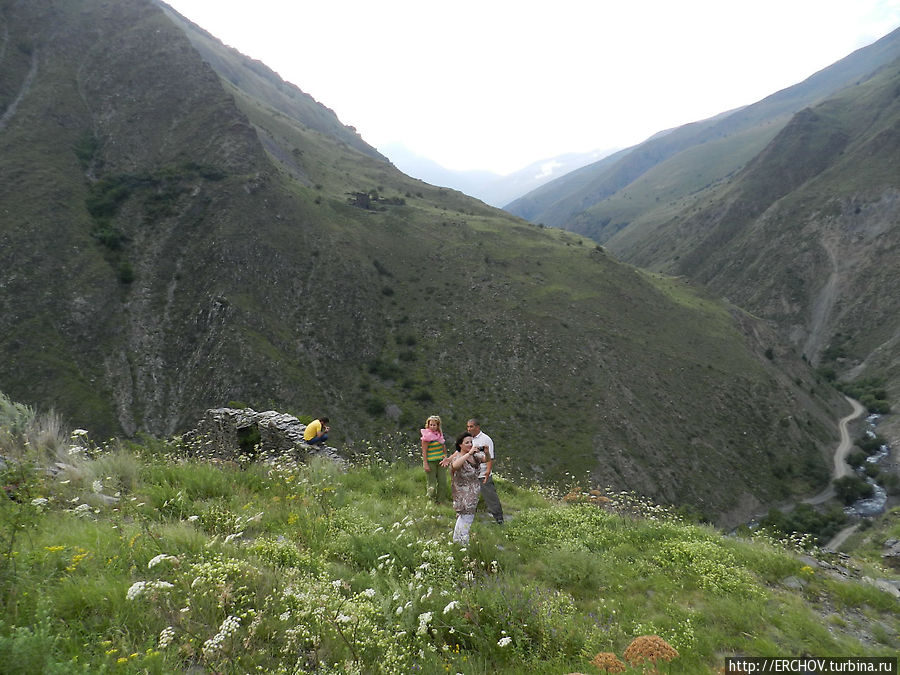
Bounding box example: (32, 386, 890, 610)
(303, 416, 330, 445)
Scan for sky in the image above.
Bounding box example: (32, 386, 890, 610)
(163, 0, 900, 175)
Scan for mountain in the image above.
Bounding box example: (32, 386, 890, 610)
(609, 53, 900, 407)
(0, 0, 848, 524)
(381, 142, 617, 207)
(505, 27, 900, 436)
(506, 26, 900, 239)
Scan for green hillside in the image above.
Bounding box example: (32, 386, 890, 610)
(609, 56, 900, 417)
(0, 406, 897, 674)
(0, 0, 851, 523)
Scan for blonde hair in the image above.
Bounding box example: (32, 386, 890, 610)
(425, 415, 443, 432)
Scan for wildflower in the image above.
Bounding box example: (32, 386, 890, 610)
(591, 652, 627, 673)
(126, 580, 174, 601)
(72, 429, 89, 437)
(72, 503, 92, 517)
(497, 636, 512, 647)
(187, 515, 199, 522)
(92, 480, 103, 493)
(158, 627, 175, 649)
(623, 635, 679, 669)
(443, 601, 459, 614)
(417, 611, 433, 635)
(31, 497, 49, 508)
(362, 588, 376, 598)
(148, 554, 178, 569)
(202, 615, 241, 659)
(336, 614, 353, 624)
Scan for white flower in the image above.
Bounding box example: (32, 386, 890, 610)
(443, 601, 459, 614)
(362, 588, 376, 598)
(186, 515, 199, 522)
(126, 581, 148, 600)
(71, 429, 89, 437)
(498, 636, 513, 647)
(416, 611, 433, 635)
(92, 480, 103, 493)
(336, 613, 353, 624)
(148, 554, 177, 569)
(31, 497, 49, 508)
(127, 580, 173, 601)
(158, 626, 175, 649)
(72, 503, 92, 517)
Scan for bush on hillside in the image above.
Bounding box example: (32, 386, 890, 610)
(760, 503, 846, 545)
(833, 475, 874, 505)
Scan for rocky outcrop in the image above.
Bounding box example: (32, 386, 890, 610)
(182, 408, 345, 467)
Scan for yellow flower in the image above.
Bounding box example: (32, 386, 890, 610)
(117, 657, 128, 664)
(45, 545, 66, 552)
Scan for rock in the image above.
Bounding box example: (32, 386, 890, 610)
(882, 540, 900, 568)
(862, 576, 900, 599)
(782, 575, 806, 590)
(182, 408, 346, 468)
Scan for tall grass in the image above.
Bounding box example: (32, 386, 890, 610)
(0, 414, 897, 673)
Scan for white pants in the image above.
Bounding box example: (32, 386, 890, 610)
(453, 514, 475, 545)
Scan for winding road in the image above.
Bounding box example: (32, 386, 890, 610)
(800, 396, 867, 551)
(803, 396, 866, 506)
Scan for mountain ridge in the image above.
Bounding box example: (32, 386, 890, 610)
(506, 25, 900, 234)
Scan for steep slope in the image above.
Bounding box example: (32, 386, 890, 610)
(506, 26, 900, 238)
(0, 0, 846, 524)
(611, 57, 900, 409)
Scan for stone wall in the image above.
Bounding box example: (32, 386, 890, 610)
(183, 408, 345, 467)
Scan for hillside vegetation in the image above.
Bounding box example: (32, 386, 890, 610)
(0, 0, 851, 522)
(506, 26, 900, 441)
(1, 401, 898, 674)
(608, 56, 900, 413)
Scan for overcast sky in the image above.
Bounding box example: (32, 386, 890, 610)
(163, 0, 900, 175)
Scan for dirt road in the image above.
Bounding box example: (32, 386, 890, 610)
(803, 396, 866, 506)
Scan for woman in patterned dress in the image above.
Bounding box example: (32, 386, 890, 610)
(447, 432, 487, 545)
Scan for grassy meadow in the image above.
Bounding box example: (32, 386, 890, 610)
(1, 394, 898, 674)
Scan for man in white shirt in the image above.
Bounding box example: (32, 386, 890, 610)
(466, 418, 504, 524)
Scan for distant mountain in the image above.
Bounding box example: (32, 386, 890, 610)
(611, 54, 900, 399)
(507, 26, 900, 238)
(506, 26, 900, 422)
(0, 0, 849, 524)
(381, 143, 616, 207)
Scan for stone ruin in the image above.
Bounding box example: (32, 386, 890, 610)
(182, 408, 346, 468)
